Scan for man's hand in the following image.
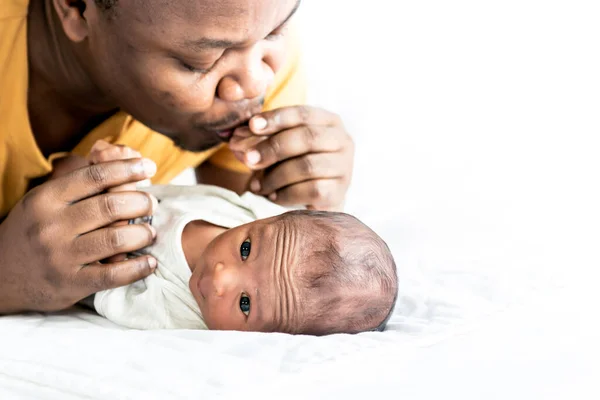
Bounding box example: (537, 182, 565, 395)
(88, 140, 146, 191)
(88, 140, 146, 263)
(0, 159, 158, 314)
(229, 106, 354, 211)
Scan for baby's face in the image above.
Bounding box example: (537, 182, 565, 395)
(188, 215, 306, 332)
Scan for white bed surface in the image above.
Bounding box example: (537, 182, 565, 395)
(1, 259, 598, 399)
(2, 1, 599, 398)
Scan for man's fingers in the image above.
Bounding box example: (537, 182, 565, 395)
(77, 255, 157, 293)
(67, 191, 157, 235)
(229, 126, 269, 152)
(252, 153, 343, 195)
(240, 126, 345, 170)
(248, 106, 341, 135)
(268, 179, 345, 209)
(87, 142, 144, 192)
(107, 183, 139, 193)
(74, 223, 156, 265)
(101, 221, 133, 263)
(54, 159, 156, 203)
(230, 126, 253, 140)
(103, 254, 129, 263)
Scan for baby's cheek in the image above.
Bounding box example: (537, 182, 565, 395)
(203, 306, 237, 331)
(203, 310, 222, 330)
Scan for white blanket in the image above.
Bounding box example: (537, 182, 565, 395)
(1, 1, 599, 398)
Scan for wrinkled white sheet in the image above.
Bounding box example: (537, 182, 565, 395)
(1, 1, 599, 398)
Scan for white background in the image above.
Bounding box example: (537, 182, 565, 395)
(296, 0, 600, 285)
(295, 1, 600, 397)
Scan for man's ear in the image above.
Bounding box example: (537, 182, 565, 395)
(52, 0, 89, 43)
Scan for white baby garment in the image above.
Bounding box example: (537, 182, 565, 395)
(93, 184, 288, 330)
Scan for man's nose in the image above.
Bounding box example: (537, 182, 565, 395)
(217, 50, 275, 102)
(212, 262, 239, 297)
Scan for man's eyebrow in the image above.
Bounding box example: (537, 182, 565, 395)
(181, 0, 301, 51)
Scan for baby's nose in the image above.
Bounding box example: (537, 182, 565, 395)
(213, 262, 238, 297)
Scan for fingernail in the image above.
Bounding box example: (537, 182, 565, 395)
(148, 257, 157, 270)
(149, 225, 157, 239)
(250, 179, 261, 192)
(142, 158, 157, 177)
(150, 195, 159, 213)
(246, 150, 261, 165)
(251, 117, 267, 131)
(269, 193, 277, 201)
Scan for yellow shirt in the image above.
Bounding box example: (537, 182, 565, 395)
(0, 0, 306, 218)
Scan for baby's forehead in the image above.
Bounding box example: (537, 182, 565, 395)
(271, 212, 337, 235)
(257, 214, 315, 241)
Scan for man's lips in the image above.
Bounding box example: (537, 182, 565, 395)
(216, 129, 234, 140)
(213, 120, 249, 142)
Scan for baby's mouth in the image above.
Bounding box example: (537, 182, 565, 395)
(196, 275, 207, 300)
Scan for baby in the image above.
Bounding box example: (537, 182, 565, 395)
(52, 141, 398, 335)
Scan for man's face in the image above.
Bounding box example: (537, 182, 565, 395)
(81, 0, 300, 151)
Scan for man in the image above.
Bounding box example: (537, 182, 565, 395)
(0, 0, 354, 313)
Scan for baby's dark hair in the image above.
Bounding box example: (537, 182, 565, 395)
(280, 210, 398, 335)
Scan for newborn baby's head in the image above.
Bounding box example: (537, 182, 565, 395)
(188, 210, 398, 335)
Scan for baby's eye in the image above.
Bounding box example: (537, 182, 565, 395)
(240, 293, 251, 316)
(240, 239, 251, 261)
